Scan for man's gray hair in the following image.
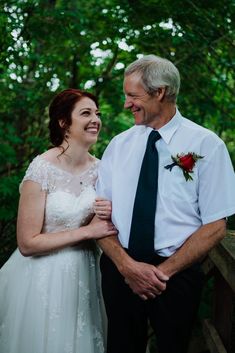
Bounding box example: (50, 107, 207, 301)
(125, 55, 180, 103)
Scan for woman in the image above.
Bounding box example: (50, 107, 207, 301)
(0, 89, 117, 353)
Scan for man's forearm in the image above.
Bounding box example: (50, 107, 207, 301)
(97, 236, 134, 274)
(97, 235, 169, 298)
(158, 219, 226, 278)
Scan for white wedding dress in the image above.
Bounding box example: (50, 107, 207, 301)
(0, 156, 106, 353)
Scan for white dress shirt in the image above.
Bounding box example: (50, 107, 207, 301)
(96, 109, 235, 256)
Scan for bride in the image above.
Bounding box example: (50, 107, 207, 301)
(0, 88, 117, 353)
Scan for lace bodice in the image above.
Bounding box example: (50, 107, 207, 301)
(21, 156, 99, 233)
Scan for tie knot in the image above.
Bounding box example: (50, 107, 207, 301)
(148, 130, 161, 147)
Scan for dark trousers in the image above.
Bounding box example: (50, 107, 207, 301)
(100, 253, 205, 353)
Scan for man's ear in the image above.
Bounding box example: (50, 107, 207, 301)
(155, 87, 166, 101)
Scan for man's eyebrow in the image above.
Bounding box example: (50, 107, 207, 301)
(124, 92, 137, 96)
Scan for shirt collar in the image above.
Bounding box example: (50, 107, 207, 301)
(158, 108, 182, 144)
(136, 108, 183, 144)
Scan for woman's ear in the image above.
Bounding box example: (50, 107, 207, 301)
(58, 119, 66, 129)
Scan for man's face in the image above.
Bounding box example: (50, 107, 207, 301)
(123, 73, 160, 127)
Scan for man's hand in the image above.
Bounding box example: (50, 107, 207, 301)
(122, 260, 169, 300)
(98, 235, 169, 300)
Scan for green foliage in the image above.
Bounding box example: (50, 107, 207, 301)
(0, 0, 235, 266)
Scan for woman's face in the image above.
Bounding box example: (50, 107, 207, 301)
(67, 97, 101, 147)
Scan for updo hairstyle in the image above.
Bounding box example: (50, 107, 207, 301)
(48, 88, 99, 146)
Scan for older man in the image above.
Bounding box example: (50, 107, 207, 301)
(96, 55, 235, 353)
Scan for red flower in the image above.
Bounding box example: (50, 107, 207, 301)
(178, 154, 196, 172)
(165, 152, 204, 181)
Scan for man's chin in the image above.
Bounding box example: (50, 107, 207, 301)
(133, 115, 144, 125)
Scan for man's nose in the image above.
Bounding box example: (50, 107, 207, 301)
(124, 96, 133, 109)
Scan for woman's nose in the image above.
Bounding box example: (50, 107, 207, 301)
(91, 113, 100, 122)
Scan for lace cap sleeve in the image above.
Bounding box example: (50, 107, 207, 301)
(19, 156, 49, 193)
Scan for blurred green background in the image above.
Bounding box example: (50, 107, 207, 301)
(0, 0, 235, 266)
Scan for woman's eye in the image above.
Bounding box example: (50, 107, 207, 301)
(97, 112, 102, 118)
(82, 111, 90, 116)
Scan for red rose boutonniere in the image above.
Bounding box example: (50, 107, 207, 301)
(165, 152, 204, 181)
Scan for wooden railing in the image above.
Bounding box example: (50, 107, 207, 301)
(147, 232, 235, 353)
(201, 231, 235, 353)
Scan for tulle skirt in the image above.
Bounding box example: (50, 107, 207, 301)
(0, 246, 106, 353)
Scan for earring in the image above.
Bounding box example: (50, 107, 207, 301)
(64, 128, 70, 140)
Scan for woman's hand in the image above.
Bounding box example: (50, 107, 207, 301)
(85, 215, 118, 239)
(93, 197, 112, 220)
(17, 182, 117, 256)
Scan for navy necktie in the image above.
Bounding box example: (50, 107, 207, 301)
(128, 130, 161, 262)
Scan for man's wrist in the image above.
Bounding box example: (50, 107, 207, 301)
(114, 251, 135, 275)
(156, 260, 175, 279)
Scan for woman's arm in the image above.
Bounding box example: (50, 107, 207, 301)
(17, 181, 117, 257)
